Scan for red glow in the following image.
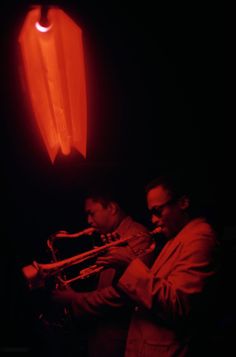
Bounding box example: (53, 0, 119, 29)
(18, 6, 87, 162)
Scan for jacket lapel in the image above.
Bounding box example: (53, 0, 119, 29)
(151, 238, 182, 273)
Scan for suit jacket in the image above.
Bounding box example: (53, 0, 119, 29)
(71, 216, 152, 357)
(118, 217, 218, 357)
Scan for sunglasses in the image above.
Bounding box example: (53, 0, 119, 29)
(149, 198, 176, 217)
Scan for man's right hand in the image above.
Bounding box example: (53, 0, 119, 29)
(138, 242, 156, 268)
(96, 246, 134, 270)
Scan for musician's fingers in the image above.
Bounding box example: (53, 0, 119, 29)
(107, 247, 119, 252)
(106, 233, 113, 243)
(100, 234, 108, 244)
(145, 242, 156, 254)
(96, 256, 111, 266)
(112, 232, 120, 241)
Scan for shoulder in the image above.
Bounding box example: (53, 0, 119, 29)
(119, 216, 149, 236)
(127, 219, 149, 236)
(183, 218, 216, 239)
(180, 218, 219, 255)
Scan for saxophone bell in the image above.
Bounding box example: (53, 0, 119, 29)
(22, 261, 45, 290)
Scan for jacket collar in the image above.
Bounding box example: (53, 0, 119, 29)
(152, 217, 207, 272)
(113, 216, 134, 237)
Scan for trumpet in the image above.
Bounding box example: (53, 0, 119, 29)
(22, 228, 160, 289)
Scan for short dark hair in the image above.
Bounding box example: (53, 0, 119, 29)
(146, 173, 213, 220)
(84, 180, 124, 209)
(85, 191, 117, 208)
(145, 174, 191, 200)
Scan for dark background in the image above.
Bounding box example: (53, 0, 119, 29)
(1, 0, 233, 354)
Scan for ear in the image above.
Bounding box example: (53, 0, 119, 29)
(108, 202, 119, 215)
(179, 195, 190, 210)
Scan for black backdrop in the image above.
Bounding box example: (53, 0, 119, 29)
(1, 0, 232, 354)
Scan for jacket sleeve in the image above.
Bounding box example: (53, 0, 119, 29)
(118, 230, 218, 324)
(71, 223, 152, 319)
(71, 285, 125, 318)
(127, 225, 153, 256)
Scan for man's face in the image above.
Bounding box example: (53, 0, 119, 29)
(84, 198, 114, 234)
(147, 185, 188, 238)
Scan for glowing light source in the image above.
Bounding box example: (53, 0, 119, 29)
(18, 6, 87, 162)
(35, 21, 52, 32)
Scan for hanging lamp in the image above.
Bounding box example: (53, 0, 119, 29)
(18, 5, 87, 162)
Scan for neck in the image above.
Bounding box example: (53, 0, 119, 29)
(112, 211, 127, 232)
(179, 215, 191, 231)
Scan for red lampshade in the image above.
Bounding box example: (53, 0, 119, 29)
(18, 6, 87, 163)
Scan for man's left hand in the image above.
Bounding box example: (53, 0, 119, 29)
(51, 286, 76, 305)
(96, 246, 133, 269)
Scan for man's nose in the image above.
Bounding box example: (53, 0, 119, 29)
(87, 215, 93, 225)
(151, 214, 160, 226)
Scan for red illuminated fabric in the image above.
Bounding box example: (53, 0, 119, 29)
(18, 6, 87, 162)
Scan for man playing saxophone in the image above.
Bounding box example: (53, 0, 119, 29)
(51, 183, 153, 357)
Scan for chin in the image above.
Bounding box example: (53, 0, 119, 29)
(162, 228, 172, 239)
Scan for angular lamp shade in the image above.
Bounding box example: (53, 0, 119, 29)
(18, 6, 87, 162)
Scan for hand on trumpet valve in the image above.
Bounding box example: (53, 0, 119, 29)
(96, 246, 134, 270)
(51, 285, 76, 305)
(100, 232, 120, 244)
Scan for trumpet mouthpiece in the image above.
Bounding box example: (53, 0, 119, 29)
(150, 227, 162, 235)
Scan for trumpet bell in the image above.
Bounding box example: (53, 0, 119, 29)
(22, 262, 39, 280)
